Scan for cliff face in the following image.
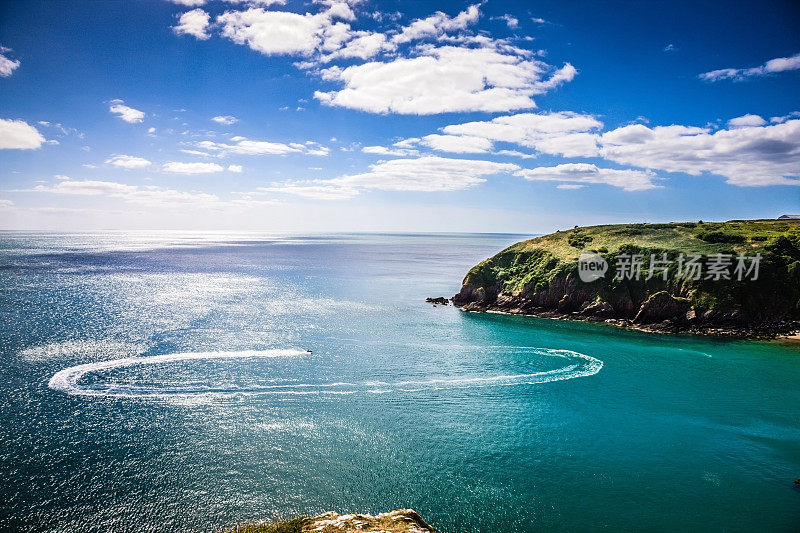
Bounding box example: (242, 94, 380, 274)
(453, 220, 800, 337)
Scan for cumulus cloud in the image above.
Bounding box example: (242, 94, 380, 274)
(516, 163, 659, 191)
(105, 154, 152, 169)
(169, 0, 206, 6)
(317, 31, 388, 62)
(699, 52, 800, 81)
(196, 136, 328, 156)
(728, 114, 767, 128)
(0, 118, 46, 149)
(420, 134, 493, 153)
(0, 48, 20, 77)
(392, 4, 480, 44)
(315, 45, 576, 114)
(211, 115, 238, 125)
(598, 119, 800, 186)
(228, 164, 243, 172)
(372, 111, 800, 188)
(362, 144, 419, 157)
(162, 161, 225, 174)
(173, 8, 212, 40)
(217, 5, 353, 56)
(438, 111, 602, 157)
(109, 100, 145, 123)
(335, 156, 518, 191)
(171, 3, 576, 115)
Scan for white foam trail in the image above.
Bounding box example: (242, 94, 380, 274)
(48, 348, 602, 399)
(48, 349, 307, 397)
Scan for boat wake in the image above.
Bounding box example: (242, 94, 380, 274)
(48, 348, 603, 398)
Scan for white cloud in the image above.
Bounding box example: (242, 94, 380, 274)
(211, 115, 239, 125)
(598, 119, 800, 186)
(174, 8, 212, 40)
(0, 49, 20, 77)
(361, 144, 419, 157)
(169, 0, 206, 6)
(109, 100, 145, 123)
(228, 164, 243, 172)
(392, 4, 480, 44)
(255, 156, 519, 200)
(333, 156, 518, 192)
(196, 136, 328, 156)
(439, 111, 602, 157)
(491, 14, 519, 29)
(0, 199, 14, 208)
(29, 179, 220, 207)
(162, 161, 225, 174)
(420, 134, 493, 153)
(217, 5, 352, 56)
(315, 45, 576, 114)
(772, 111, 800, 124)
(317, 31, 388, 62)
(516, 163, 659, 191)
(257, 182, 359, 200)
(222, 0, 287, 5)
(0, 118, 46, 149)
(105, 154, 152, 169)
(727, 114, 767, 128)
(699, 52, 800, 81)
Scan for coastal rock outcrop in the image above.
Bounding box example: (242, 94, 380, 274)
(305, 509, 436, 532)
(453, 220, 800, 338)
(227, 509, 437, 533)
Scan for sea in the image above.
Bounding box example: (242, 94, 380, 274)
(1, 232, 798, 532)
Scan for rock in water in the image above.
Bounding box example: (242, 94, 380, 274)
(425, 297, 449, 306)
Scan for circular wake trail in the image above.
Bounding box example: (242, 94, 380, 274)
(48, 348, 602, 398)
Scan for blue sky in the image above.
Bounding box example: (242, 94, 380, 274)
(0, 0, 798, 232)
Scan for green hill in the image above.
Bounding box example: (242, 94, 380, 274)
(453, 219, 800, 337)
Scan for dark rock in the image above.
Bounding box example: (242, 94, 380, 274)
(633, 291, 691, 324)
(582, 300, 615, 318)
(426, 297, 449, 306)
(557, 294, 573, 313)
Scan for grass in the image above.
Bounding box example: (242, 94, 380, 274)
(461, 219, 800, 320)
(507, 219, 800, 262)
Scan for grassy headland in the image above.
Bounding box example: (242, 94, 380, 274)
(453, 219, 800, 337)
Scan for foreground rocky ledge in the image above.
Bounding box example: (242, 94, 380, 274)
(225, 509, 437, 533)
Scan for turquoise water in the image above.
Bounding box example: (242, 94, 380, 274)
(1, 232, 799, 532)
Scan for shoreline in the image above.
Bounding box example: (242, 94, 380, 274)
(452, 302, 800, 341)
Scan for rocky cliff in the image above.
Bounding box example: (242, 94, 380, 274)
(453, 220, 800, 338)
(226, 509, 437, 533)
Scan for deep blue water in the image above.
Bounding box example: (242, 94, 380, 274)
(1, 232, 799, 532)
